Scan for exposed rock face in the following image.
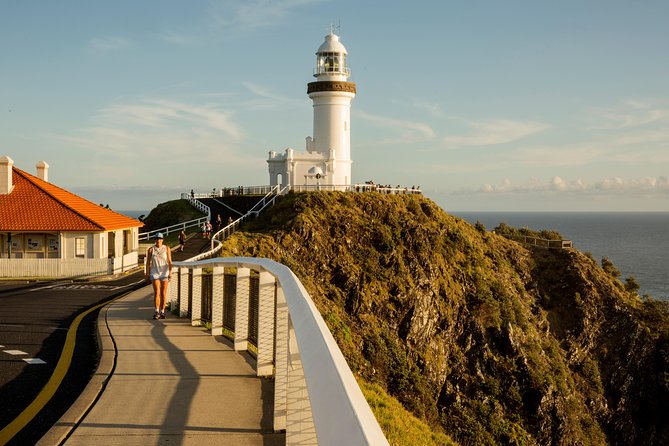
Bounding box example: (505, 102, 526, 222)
(219, 192, 669, 445)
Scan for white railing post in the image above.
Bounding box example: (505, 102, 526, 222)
(191, 267, 202, 326)
(234, 267, 251, 351)
(286, 318, 317, 445)
(168, 273, 178, 311)
(274, 284, 289, 431)
(171, 256, 390, 445)
(256, 270, 275, 376)
(179, 267, 190, 318)
(211, 266, 225, 336)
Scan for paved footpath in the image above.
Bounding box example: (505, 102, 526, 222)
(47, 286, 284, 446)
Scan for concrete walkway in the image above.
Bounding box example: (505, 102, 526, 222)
(57, 286, 284, 446)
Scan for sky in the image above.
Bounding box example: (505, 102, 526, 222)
(1, 0, 668, 212)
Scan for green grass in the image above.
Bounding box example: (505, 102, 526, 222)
(359, 380, 457, 446)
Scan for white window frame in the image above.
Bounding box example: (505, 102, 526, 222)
(75, 237, 86, 258)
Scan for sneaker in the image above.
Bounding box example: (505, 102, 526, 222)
(153, 311, 160, 320)
(159, 312, 166, 320)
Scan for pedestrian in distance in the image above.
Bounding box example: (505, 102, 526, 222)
(145, 232, 172, 320)
(178, 230, 186, 252)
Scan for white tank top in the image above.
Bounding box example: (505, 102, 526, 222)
(150, 244, 170, 277)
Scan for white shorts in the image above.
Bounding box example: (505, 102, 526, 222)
(150, 273, 169, 281)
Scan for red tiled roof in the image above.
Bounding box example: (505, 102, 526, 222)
(0, 167, 143, 232)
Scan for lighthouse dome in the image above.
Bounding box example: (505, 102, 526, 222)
(317, 33, 348, 55)
(314, 32, 350, 79)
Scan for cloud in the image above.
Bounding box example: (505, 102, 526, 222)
(357, 110, 435, 143)
(242, 82, 304, 109)
(586, 100, 669, 130)
(158, 0, 323, 44)
(56, 98, 246, 164)
(86, 36, 130, 52)
(515, 143, 603, 167)
(209, 0, 324, 33)
(158, 32, 198, 46)
(442, 119, 550, 148)
(474, 176, 669, 195)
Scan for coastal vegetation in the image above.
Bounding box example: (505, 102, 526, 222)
(141, 199, 205, 231)
(190, 191, 667, 445)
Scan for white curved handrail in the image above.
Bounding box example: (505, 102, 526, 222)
(171, 256, 389, 446)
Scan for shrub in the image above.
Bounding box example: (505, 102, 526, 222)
(475, 220, 487, 233)
(625, 276, 641, 293)
(601, 257, 621, 278)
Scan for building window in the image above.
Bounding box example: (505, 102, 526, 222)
(75, 237, 85, 258)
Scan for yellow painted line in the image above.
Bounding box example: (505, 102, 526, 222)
(0, 293, 128, 445)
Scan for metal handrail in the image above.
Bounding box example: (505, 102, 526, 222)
(186, 186, 285, 261)
(138, 216, 209, 241)
(139, 196, 211, 242)
(170, 257, 389, 446)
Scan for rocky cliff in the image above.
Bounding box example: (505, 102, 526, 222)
(217, 192, 669, 445)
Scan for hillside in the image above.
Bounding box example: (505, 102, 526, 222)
(141, 199, 205, 231)
(217, 192, 669, 445)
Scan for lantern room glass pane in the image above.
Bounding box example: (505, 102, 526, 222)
(317, 52, 346, 74)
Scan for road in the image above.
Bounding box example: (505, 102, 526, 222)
(0, 272, 146, 445)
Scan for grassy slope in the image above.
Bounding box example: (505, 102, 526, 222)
(141, 199, 205, 231)
(218, 191, 669, 445)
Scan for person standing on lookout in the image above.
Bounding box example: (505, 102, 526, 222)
(145, 232, 172, 320)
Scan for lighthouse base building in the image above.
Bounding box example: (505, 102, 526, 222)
(268, 31, 356, 191)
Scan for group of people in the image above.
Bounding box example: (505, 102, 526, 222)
(208, 186, 246, 197)
(356, 181, 422, 194)
(201, 221, 213, 239)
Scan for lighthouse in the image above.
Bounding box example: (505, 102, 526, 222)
(268, 30, 357, 190)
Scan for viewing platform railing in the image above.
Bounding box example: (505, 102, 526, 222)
(169, 256, 389, 446)
(505, 234, 573, 249)
(183, 184, 423, 197)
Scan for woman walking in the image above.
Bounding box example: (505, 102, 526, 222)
(178, 230, 186, 252)
(145, 232, 172, 320)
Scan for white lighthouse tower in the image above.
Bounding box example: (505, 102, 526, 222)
(268, 30, 356, 189)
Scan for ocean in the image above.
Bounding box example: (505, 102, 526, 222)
(119, 210, 148, 220)
(452, 212, 669, 301)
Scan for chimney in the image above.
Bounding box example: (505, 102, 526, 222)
(36, 160, 49, 182)
(0, 155, 14, 195)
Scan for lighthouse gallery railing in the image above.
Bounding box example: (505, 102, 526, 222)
(169, 256, 389, 446)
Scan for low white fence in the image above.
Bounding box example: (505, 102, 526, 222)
(111, 252, 139, 274)
(139, 215, 210, 242)
(0, 256, 138, 278)
(182, 185, 276, 199)
(169, 257, 389, 446)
